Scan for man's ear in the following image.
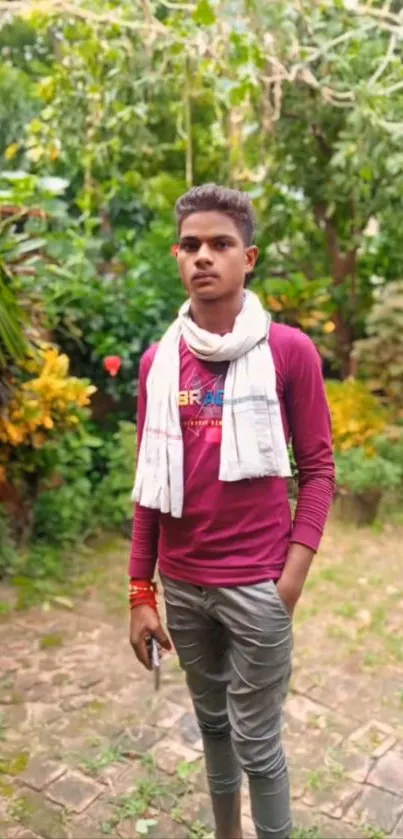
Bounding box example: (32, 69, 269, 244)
(245, 246, 259, 273)
(171, 244, 179, 258)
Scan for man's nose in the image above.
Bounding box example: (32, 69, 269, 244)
(195, 243, 213, 264)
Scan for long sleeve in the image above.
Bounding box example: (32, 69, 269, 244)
(128, 350, 159, 579)
(285, 332, 335, 552)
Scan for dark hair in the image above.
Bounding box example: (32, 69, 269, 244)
(175, 183, 256, 246)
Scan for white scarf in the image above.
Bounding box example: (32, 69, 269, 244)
(132, 290, 291, 517)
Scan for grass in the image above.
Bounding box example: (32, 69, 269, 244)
(291, 828, 322, 839)
(81, 743, 126, 774)
(102, 764, 171, 834)
(305, 769, 325, 792)
(0, 751, 29, 776)
(39, 632, 64, 650)
(176, 759, 200, 785)
(188, 821, 214, 839)
(0, 599, 11, 617)
(363, 827, 387, 839)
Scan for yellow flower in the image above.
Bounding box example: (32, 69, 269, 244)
(4, 142, 19, 160)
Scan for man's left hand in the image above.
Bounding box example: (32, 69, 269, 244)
(276, 543, 316, 618)
(276, 578, 302, 618)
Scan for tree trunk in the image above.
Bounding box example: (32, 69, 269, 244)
(315, 205, 358, 378)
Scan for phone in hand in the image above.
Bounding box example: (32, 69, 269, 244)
(146, 636, 160, 691)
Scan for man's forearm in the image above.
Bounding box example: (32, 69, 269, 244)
(129, 504, 159, 579)
(277, 542, 315, 613)
(281, 543, 314, 594)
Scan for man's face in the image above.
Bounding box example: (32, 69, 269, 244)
(174, 211, 258, 302)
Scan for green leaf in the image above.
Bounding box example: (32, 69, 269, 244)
(193, 0, 216, 26)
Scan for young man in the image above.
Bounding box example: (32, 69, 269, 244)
(129, 184, 334, 839)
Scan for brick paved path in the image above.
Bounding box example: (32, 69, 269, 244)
(0, 521, 402, 838)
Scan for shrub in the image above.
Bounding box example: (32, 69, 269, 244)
(32, 427, 101, 546)
(326, 379, 388, 452)
(93, 421, 136, 530)
(353, 280, 403, 415)
(0, 343, 96, 543)
(335, 447, 401, 494)
(0, 507, 19, 578)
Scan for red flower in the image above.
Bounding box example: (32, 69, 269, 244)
(103, 355, 122, 377)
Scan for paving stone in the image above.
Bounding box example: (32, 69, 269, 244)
(368, 749, 403, 796)
(346, 785, 403, 834)
(179, 711, 201, 746)
(393, 814, 403, 838)
(61, 693, 96, 712)
(317, 816, 364, 838)
(0, 657, 19, 673)
(14, 831, 44, 839)
(341, 750, 374, 783)
(151, 736, 201, 775)
(118, 724, 163, 755)
(373, 734, 399, 758)
(156, 700, 186, 730)
(46, 769, 103, 813)
(285, 694, 330, 724)
(165, 686, 194, 710)
(139, 811, 189, 839)
(107, 762, 146, 795)
(303, 780, 362, 819)
(9, 790, 68, 839)
(20, 758, 67, 792)
(292, 803, 319, 831)
(73, 799, 118, 837)
(78, 672, 104, 690)
(348, 719, 396, 749)
(176, 791, 215, 830)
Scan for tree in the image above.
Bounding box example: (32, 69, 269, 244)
(1, 0, 402, 377)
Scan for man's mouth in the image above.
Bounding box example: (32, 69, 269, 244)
(192, 272, 219, 283)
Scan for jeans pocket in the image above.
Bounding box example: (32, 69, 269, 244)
(270, 580, 292, 621)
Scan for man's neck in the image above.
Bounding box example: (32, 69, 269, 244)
(190, 294, 243, 335)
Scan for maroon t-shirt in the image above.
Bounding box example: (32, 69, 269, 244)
(129, 322, 334, 587)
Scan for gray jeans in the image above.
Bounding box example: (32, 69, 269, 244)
(161, 575, 293, 839)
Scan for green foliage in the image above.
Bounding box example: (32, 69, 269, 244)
(93, 422, 136, 529)
(354, 280, 403, 413)
(0, 508, 19, 578)
(32, 428, 101, 547)
(0, 216, 30, 370)
(373, 432, 403, 473)
(335, 448, 401, 494)
(2, 1, 403, 380)
(34, 218, 183, 401)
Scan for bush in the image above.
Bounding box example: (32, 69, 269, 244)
(93, 421, 136, 530)
(326, 379, 388, 452)
(0, 343, 96, 543)
(32, 428, 101, 546)
(335, 447, 401, 494)
(0, 507, 19, 578)
(354, 280, 403, 415)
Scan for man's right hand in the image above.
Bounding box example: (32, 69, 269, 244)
(129, 605, 172, 670)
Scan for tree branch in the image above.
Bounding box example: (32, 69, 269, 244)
(369, 33, 397, 86)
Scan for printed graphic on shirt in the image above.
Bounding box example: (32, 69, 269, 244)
(178, 370, 224, 442)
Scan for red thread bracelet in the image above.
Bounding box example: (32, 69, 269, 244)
(129, 579, 158, 612)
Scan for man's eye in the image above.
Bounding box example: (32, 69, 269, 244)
(216, 241, 229, 250)
(181, 242, 198, 252)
